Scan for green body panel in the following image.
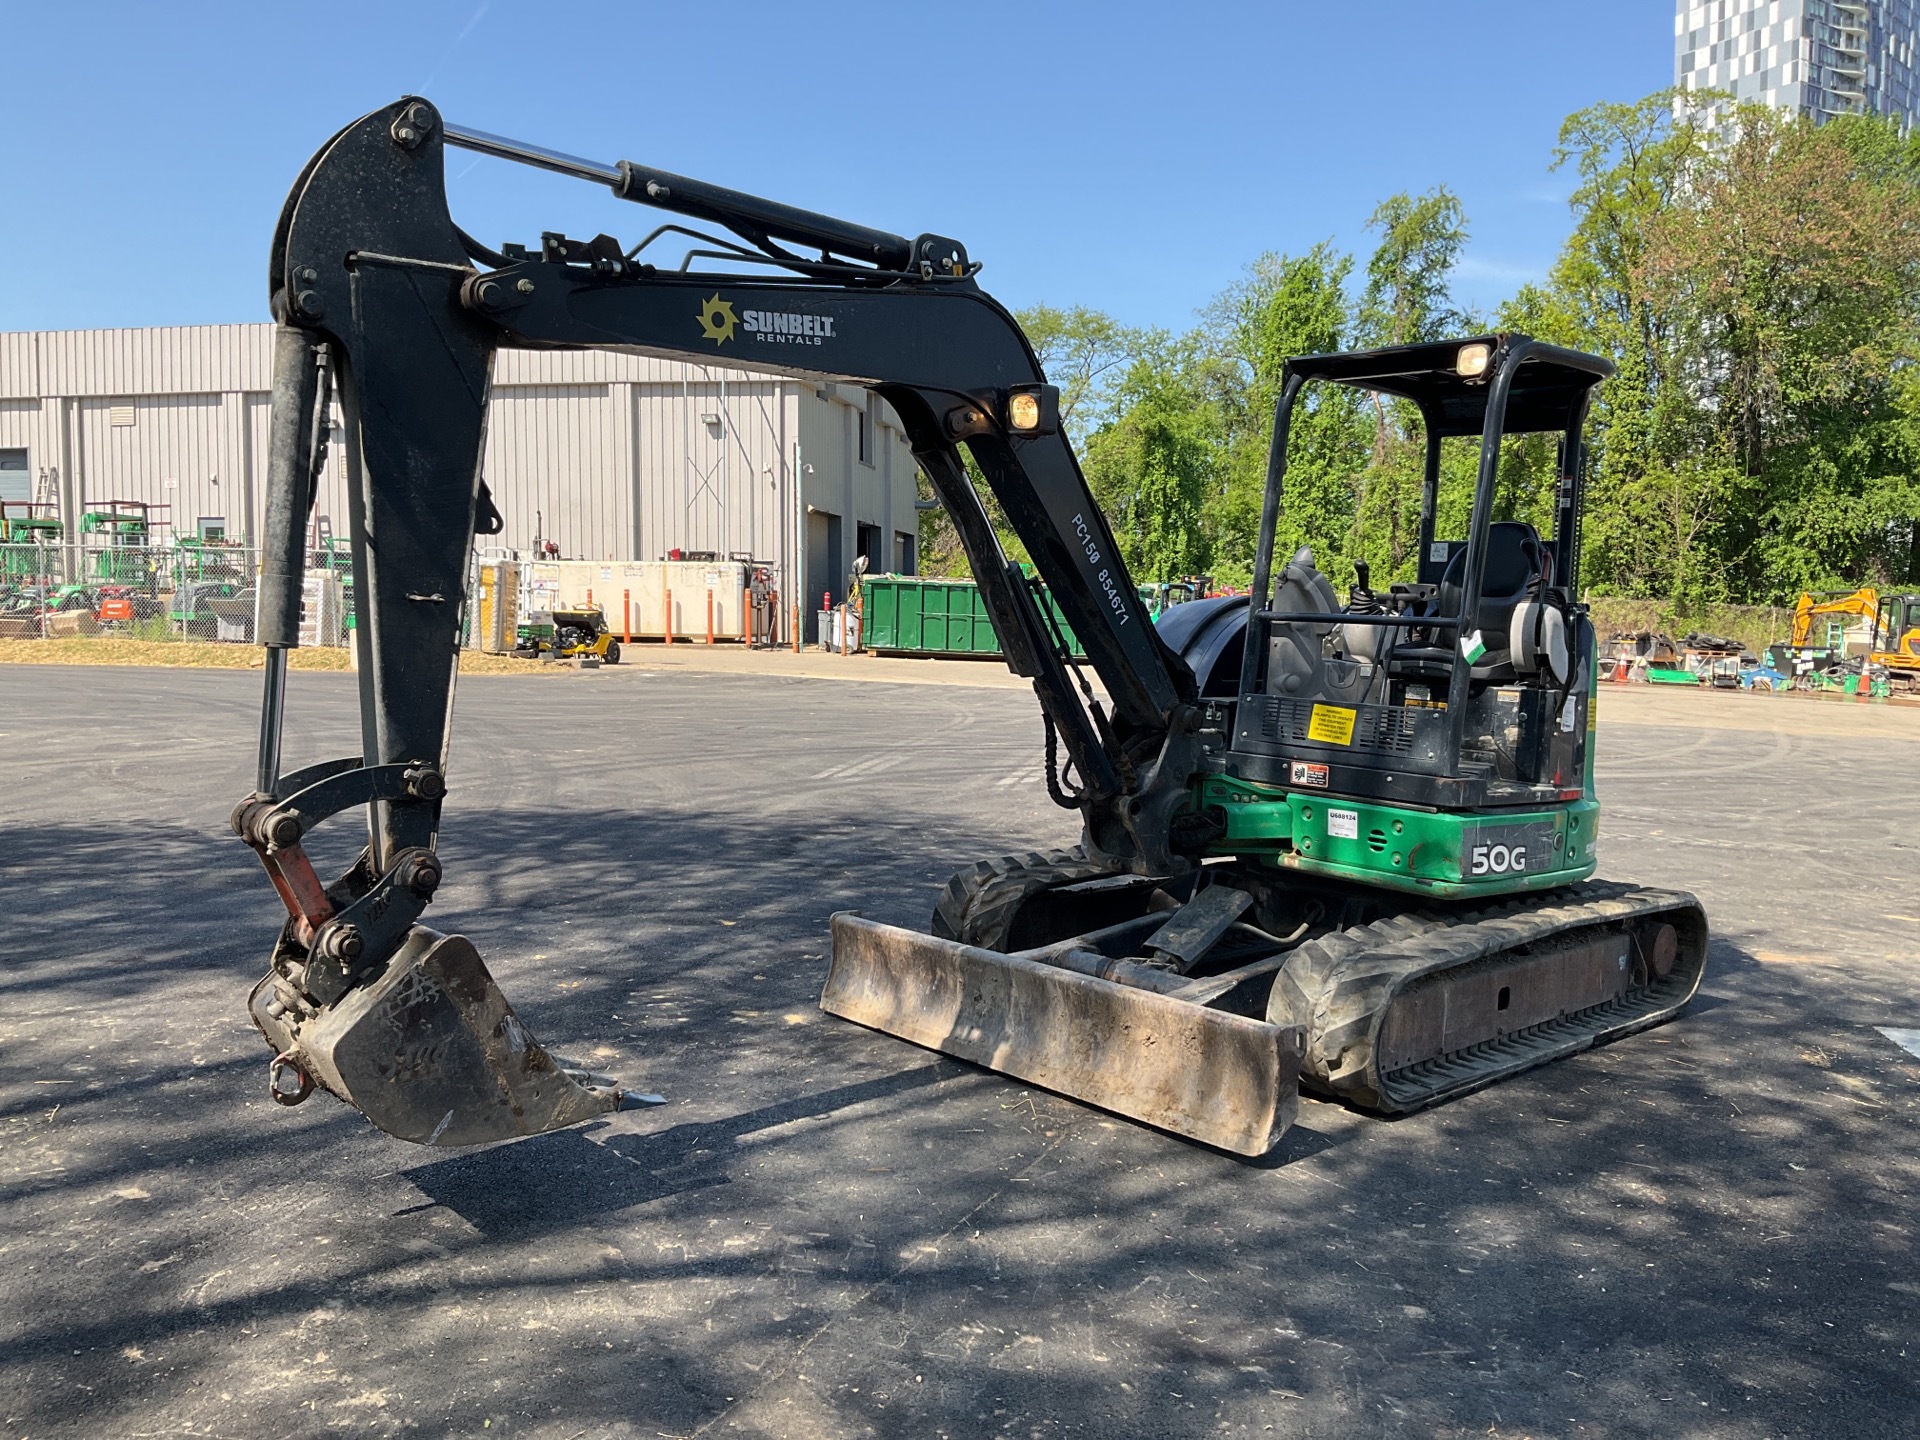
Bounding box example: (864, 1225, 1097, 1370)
(1195, 775, 1598, 899)
(861, 574, 1153, 659)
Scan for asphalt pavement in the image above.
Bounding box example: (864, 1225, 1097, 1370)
(1, 662, 1916, 1439)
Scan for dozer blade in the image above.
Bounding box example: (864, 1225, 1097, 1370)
(821, 913, 1300, 1156)
(250, 925, 622, 1146)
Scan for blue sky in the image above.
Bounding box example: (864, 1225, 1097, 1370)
(0, 1, 1674, 336)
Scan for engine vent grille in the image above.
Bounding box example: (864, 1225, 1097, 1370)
(1258, 699, 1419, 756)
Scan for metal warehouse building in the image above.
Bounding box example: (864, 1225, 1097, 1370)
(0, 323, 923, 628)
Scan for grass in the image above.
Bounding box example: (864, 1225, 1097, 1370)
(0, 637, 559, 674)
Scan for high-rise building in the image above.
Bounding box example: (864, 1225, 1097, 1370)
(1674, 0, 1920, 130)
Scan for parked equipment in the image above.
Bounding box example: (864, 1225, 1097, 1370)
(1785, 588, 1920, 691)
(515, 604, 621, 662)
(0, 502, 62, 545)
(232, 99, 1706, 1156)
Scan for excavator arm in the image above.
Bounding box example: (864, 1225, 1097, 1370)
(1789, 587, 1879, 648)
(236, 98, 1214, 1147)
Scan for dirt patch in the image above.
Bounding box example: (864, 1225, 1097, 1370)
(1598, 678, 1920, 740)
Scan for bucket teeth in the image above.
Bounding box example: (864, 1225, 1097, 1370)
(251, 926, 623, 1146)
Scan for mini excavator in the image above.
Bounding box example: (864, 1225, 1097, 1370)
(236, 99, 1707, 1156)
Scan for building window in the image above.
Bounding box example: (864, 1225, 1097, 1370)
(895, 531, 916, 575)
(858, 402, 875, 467)
(0, 448, 28, 505)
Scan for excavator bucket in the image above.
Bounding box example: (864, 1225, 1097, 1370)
(820, 914, 1301, 1156)
(250, 926, 622, 1147)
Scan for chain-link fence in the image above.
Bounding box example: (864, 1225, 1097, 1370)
(0, 543, 355, 647)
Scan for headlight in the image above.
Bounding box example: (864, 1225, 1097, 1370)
(1008, 392, 1042, 431)
(1456, 343, 1492, 378)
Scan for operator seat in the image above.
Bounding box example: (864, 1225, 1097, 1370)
(1389, 521, 1549, 684)
(1263, 547, 1384, 707)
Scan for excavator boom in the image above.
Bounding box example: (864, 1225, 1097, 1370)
(239, 99, 1704, 1159)
(239, 98, 1267, 1149)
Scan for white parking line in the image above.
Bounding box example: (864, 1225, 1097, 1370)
(1877, 1027, 1920, 1060)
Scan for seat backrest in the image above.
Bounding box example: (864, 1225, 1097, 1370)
(1438, 521, 1547, 617)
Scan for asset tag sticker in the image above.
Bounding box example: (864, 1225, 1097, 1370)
(1306, 703, 1357, 745)
(1430, 541, 1450, 563)
(1327, 808, 1360, 840)
(1290, 760, 1330, 789)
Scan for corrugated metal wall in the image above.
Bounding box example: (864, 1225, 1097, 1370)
(485, 383, 628, 560)
(74, 394, 242, 541)
(0, 325, 917, 595)
(0, 334, 40, 400)
(40, 326, 273, 399)
(632, 379, 789, 563)
(0, 399, 38, 451)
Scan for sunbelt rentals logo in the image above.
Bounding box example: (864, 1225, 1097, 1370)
(696, 293, 837, 348)
(698, 295, 738, 345)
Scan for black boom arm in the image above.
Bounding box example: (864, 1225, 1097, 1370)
(241, 97, 1203, 1007)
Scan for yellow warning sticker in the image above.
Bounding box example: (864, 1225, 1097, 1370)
(1307, 703, 1357, 746)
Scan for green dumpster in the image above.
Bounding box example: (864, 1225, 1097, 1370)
(861, 575, 1151, 659)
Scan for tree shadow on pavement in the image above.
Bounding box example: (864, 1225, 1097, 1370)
(3, 797, 1916, 1440)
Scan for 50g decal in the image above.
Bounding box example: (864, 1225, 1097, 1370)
(1469, 843, 1527, 875)
(1460, 821, 1556, 881)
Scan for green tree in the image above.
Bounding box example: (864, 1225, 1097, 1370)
(1641, 104, 1920, 598)
(1355, 188, 1470, 349)
(917, 303, 1145, 577)
(1202, 245, 1369, 583)
(1547, 90, 1920, 606)
(1543, 90, 1726, 606)
(1017, 303, 1142, 441)
(1350, 189, 1470, 581)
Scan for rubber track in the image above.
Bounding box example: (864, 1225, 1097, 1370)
(930, 847, 1112, 952)
(1268, 880, 1708, 1113)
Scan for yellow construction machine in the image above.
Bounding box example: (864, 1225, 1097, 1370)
(1787, 587, 1920, 687)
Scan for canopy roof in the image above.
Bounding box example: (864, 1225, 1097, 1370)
(1284, 334, 1613, 439)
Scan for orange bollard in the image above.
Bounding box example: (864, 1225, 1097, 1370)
(622, 588, 631, 644)
(587, 588, 593, 607)
(664, 587, 673, 645)
(706, 588, 715, 644)
(743, 586, 751, 646)
(790, 598, 800, 654)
